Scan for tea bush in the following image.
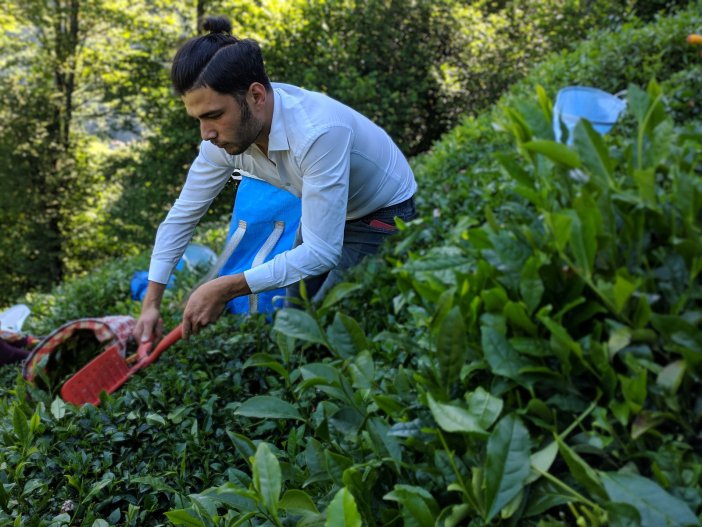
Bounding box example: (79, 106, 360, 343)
(0, 5, 701, 527)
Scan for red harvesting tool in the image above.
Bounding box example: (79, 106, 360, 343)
(60, 324, 183, 406)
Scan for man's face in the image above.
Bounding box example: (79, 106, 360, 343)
(183, 86, 264, 156)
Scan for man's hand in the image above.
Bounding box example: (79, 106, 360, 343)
(134, 305, 163, 343)
(133, 281, 167, 343)
(182, 274, 251, 339)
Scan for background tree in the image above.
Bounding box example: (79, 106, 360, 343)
(0, 0, 189, 305)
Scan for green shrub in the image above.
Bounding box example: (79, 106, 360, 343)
(510, 1, 702, 101)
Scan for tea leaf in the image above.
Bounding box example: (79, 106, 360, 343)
(280, 489, 319, 514)
(235, 396, 303, 421)
(83, 478, 112, 502)
(523, 140, 581, 168)
(527, 441, 558, 484)
(243, 353, 289, 379)
(325, 488, 362, 527)
(567, 210, 596, 279)
(427, 393, 489, 436)
(656, 360, 685, 394)
(632, 168, 656, 205)
(524, 479, 572, 517)
(131, 476, 178, 494)
(436, 307, 468, 386)
(520, 256, 545, 314)
(601, 472, 699, 527)
(619, 369, 647, 413)
(496, 153, 534, 190)
(573, 119, 613, 189)
(326, 312, 369, 358)
(606, 502, 642, 527)
(320, 282, 363, 312)
(253, 443, 281, 515)
(484, 415, 531, 521)
(367, 417, 402, 463)
(273, 309, 325, 345)
(165, 509, 204, 526)
(465, 387, 503, 430)
(145, 413, 166, 426)
(384, 484, 438, 527)
(12, 405, 30, 447)
(50, 398, 67, 420)
(504, 301, 538, 335)
(481, 326, 530, 381)
(555, 436, 606, 500)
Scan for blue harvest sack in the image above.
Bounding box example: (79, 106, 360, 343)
(553, 86, 626, 144)
(219, 176, 301, 315)
(129, 244, 216, 302)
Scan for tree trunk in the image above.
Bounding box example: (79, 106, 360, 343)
(43, 0, 81, 282)
(196, 0, 206, 33)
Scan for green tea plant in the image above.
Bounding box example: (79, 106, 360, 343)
(172, 81, 702, 526)
(0, 5, 701, 521)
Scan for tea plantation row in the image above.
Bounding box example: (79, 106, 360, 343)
(1, 4, 701, 526)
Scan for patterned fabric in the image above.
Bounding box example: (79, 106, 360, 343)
(22, 316, 136, 382)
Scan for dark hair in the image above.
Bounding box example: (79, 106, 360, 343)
(170, 16, 271, 97)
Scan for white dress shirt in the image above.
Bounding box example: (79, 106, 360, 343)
(149, 83, 417, 293)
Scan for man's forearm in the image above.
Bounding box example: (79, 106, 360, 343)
(143, 281, 168, 310)
(213, 273, 252, 300)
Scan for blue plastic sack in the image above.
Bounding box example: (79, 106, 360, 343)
(130, 271, 175, 301)
(553, 86, 626, 144)
(219, 177, 301, 315)
(130, 243, 215, 301)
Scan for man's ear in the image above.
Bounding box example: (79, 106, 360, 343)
(248, 82, 267, 108)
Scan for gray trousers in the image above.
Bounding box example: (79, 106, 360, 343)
(287, 196, 417, 305)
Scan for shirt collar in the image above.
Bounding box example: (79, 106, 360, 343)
(267, 88, 289, 153)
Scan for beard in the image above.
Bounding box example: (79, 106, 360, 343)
(224, 98, 265, 156)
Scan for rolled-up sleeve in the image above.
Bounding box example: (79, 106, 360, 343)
(244, 125, 352, 292)
(148, 142, 234, 283)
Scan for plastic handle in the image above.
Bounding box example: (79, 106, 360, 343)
(132, 324, 183, 369)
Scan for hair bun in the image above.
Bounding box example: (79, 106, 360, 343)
(202, 16, 232, 35)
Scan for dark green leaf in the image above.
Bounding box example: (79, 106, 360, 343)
(164, 509, 204, 526)
(274, 309, 325, 345)
(384, 484, 438, 527)
(556, 437, 606, 500)
(243, 353, 290, 378)
(253, 442, 281, 514)
(481, 326, 530, 381)
(320, 282, 363, 312)
(437, 307, 469, 386)
(326, 312, 369, 358)
(523, 140, 581, 168)
(601, 472, 699, 527)
(427, 393, 488, 436)
(235, 396, 303, 421)
(484, 415, 531, 521)
(573, 119, 613, 189)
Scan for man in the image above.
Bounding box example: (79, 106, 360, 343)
(134, 16, 417, 342)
